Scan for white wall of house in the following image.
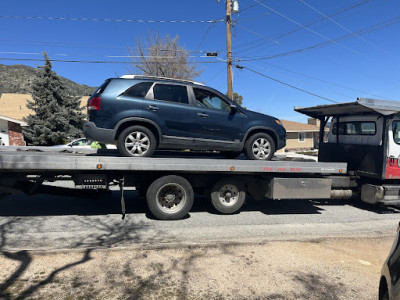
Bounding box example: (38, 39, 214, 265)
(0, 119, 9, 146)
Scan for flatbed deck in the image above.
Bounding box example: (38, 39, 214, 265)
(0, 149, 346, 174)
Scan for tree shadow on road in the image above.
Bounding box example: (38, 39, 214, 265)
(0, 214, 164, 299)
(291, 271, 346, 300)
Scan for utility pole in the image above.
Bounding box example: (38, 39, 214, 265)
(226, 0, 233, 99)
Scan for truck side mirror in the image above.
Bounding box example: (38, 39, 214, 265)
(230, 104, 237, 113)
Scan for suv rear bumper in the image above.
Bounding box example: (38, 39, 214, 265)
(83, 122, 115, 144)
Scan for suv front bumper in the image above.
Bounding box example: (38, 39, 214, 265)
(83, 122, 115, 144)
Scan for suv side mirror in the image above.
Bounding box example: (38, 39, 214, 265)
(230, 104, 237, 113)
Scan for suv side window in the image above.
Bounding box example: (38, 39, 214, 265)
(123, 82, 153, 98)
(153, 84, 189, 104)
(193, 88, 230, 111)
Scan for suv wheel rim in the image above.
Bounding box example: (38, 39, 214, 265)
(125, 131, 150, 156)
(252, 137, 270, 159)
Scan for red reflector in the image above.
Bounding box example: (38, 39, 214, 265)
(88, 97, 101, 111)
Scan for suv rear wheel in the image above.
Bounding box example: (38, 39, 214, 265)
(117, 125, 156, 157)
(245, 132, 275, 160)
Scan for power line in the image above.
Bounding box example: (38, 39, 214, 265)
(237, 12, 271, 24)
(298, 0, 392, 56)
(0, 39, 224, 53)
(0, 51, 212, 59)
(236, 56, 393, 100)
(234, 24, 279, 44)
(235, 0, 370, 51)
(253, 0, 376, 61)
(196, 22, 218, 51)
(237, 15, 400, 61)
(0, 57, 223, 64)
(0, 15, 224, 23)
(237, 64, 338, 103)
(239, 0, 267, 14)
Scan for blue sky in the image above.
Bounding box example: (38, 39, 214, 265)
(0, 0, 399, 122)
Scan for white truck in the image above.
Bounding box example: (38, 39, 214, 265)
(0, 97, 399, 220)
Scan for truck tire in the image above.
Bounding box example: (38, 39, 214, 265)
(117, 125, 156, 157)
(146, 175, 194, 220)
(244, 132, 275, 160)
(210, 178, 246, 214)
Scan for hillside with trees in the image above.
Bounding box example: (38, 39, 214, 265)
(0, 64, 96, 96)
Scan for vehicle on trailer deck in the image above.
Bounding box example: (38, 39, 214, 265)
(0, 97, 399, 220)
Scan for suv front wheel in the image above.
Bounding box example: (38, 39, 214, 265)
(117, 125, 156, 157)
(244, 132, 275, 160)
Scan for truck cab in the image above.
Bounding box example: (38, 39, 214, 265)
(296, 97, 400, 205)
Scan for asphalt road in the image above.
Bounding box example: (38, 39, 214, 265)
(0, 188, 399, 251)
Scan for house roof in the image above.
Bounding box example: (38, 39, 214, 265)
(0, 93, 89, 121)
(0, 114, 28, 126)
(281, 120, 319, 133)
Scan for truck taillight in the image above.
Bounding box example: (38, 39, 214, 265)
(88, 97, 101, 111)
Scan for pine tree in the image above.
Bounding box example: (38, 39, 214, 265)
(23, 53, 84, 146)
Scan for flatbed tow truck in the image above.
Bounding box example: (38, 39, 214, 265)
(0, 98, 399, 220)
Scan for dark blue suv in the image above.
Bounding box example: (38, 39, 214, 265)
(83, 75, 286, 160)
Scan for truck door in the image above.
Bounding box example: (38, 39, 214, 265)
(386, 118, 400, 179)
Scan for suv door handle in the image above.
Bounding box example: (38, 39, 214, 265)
(147, 105, 159, 111)
(198, 112, 209, 118)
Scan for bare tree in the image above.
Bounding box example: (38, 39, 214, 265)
(128, 32, 202, 80)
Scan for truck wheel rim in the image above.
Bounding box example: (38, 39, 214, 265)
(218, 184, 239, 207)
(124, 131, 150, 156)
(156, 183, 187, 214)
(252, 138, 270, 159)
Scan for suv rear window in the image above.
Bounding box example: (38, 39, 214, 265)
(123, 82, 153, 98)
(153, 84, 188, 104)
(92, 79, 110, 96)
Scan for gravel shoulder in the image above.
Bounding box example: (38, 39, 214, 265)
(0, 236, 395, 300)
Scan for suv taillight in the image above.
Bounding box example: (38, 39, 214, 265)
(88, 97, 101, 111)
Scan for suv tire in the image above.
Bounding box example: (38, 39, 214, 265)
(117, 125, 156, 157)
(245, 132, 275, 160)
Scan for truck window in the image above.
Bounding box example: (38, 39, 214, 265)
(393, 121, 400, 144)
(332, 121, 376, 136)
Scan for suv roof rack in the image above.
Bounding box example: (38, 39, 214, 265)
(120, 74, 204, 86)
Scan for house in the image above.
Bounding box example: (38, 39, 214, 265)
(280, 119, 320, 152)
(0, 93, 34, 120)
(0, 93, 88, 120)
(0, 115, 27, 146)
(0, 93, 89, 146)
